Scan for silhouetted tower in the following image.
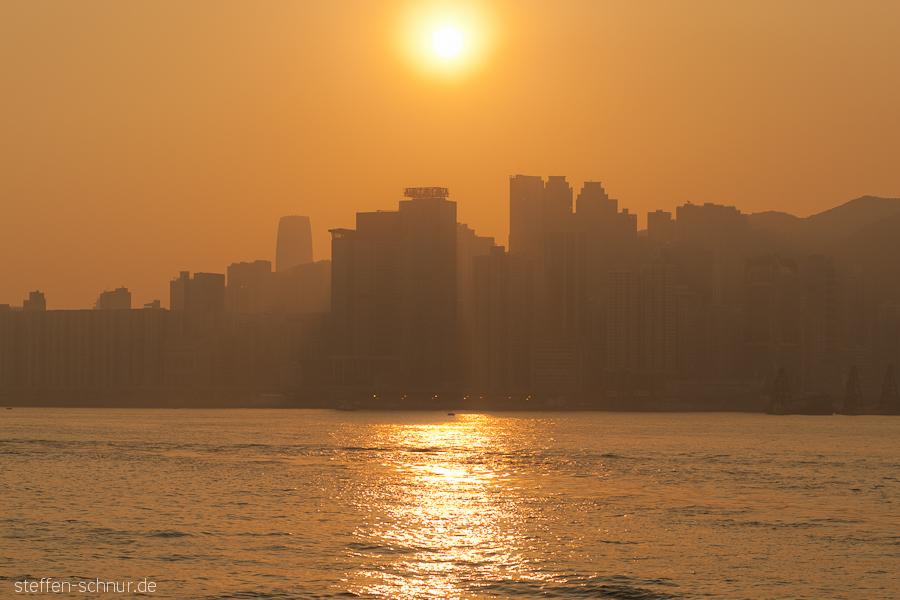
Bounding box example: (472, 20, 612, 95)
(880, 365, 898, 413)
(647, 210, 678, 247)
(509, 174, 544, 258)
(844, 365, 862, 412)
(170, 271, 225, 313)
(226, 260, 273, 314)
(94, 287, 131, 310)
(576, 181, 617, 220)
(541, 175, 573, 229)
(330, 187, 457, 391)
(276, 215, 313, 273)
(23, 291, 46, 311)
(744, 255, 801, 385)
(399, 187, 458, 388)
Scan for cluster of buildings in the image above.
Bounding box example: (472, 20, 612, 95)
(1, 177, 898, 408)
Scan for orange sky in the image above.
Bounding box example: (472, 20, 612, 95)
(2, 1, 899, 309)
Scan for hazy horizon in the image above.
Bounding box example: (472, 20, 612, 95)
(3, 1, 899, 309)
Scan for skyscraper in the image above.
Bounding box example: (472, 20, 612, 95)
(508, 174, 544, 258)
(472, 246, 534, 392)
(575, 181, 616, 221)
(23, 291, 46, 311)
(744, 255, 800, 384)
(457, 223, 495, 387)
(398, 188, 458, 388)
(94, 287, 132, 310)
(170, 272, 225, 313)
(330, 187, 457, 391)
(226, 260, 273, 314)
(275, 215, 313, 273)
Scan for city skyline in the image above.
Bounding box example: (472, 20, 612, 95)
(3, 2, 900, 309)
(3, 181, 899, 311)
(4, 176, 900, 409)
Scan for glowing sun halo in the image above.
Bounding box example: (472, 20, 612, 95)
(432, 27, 463, 57)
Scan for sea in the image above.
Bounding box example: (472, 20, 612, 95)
(1, 409, 898, 599)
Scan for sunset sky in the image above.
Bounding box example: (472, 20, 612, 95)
(2, 1, 899, 309)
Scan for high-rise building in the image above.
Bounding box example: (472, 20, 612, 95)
(575, 181, 617, 220)
(842, 274, 875, 388)
(743, 255, 800, 385)
(94, 287, 131, 310)
(676, 286, 702, 379)
(606, 270, 640, 373)
(541, 230, 587, 339)
(330, 210, 404, 386)
(457, 223, 495, 387)
(170, 272, 225, 313)
(508, 174, 544, 258)
(330, 187, 457, 391)
(275, 215, 313, 273)
(674, 202, 748, 306)
(647, 210, 678, 247)
(541, 175, 574, 229)
(874, 302, 900, 386)
(398, 188, 458, 388)
(273, 260, 331, 314)
(641, 262, 677, 375)
(702, 304, 741, 380)
(799, 255, 838, 392)
(472, 246, 534, 392)
(226, 260, 273, 314)
(23, 291, 46, 311)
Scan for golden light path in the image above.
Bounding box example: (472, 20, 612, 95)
(346, 415, 540, 599)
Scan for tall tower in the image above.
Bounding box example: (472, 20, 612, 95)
(275, 215, 313, 273)
(508, 174, 544, 258)
(330, 187, 457, 391)
(399, 187, 458, 388)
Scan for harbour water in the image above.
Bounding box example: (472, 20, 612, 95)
(2, 409, 898, 599)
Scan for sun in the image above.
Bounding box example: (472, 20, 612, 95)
(433, 27, 463, 57)
(395, 3, 496, 80)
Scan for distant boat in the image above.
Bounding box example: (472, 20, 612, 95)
(836, 365, 870, 415)
(878, 364, 900, 416)
(766, 367, 834, 415)
(447, 413, 455, 416)
(836, 365, 896, 416)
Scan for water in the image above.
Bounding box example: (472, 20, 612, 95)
(1, 409, 898, 599)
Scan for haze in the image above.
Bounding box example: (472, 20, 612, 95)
(2, 1, 899, 309)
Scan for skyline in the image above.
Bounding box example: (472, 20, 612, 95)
(4, 177, 900, 407)
(2, 181, 897, 311)
(3, 1, 900, 309)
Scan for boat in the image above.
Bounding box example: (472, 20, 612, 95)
(765, 367, 834, 415)
(878, 364, 900, 416)
(836, 366, 871, 415)
(835, 365, 898, 416)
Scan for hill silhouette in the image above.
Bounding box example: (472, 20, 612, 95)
(806, 195, 900, 237)
(831, 211, 900, 300)
(745, 196, 900, 301)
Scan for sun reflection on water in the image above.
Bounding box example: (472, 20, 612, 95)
(346, 415, 536, 599)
